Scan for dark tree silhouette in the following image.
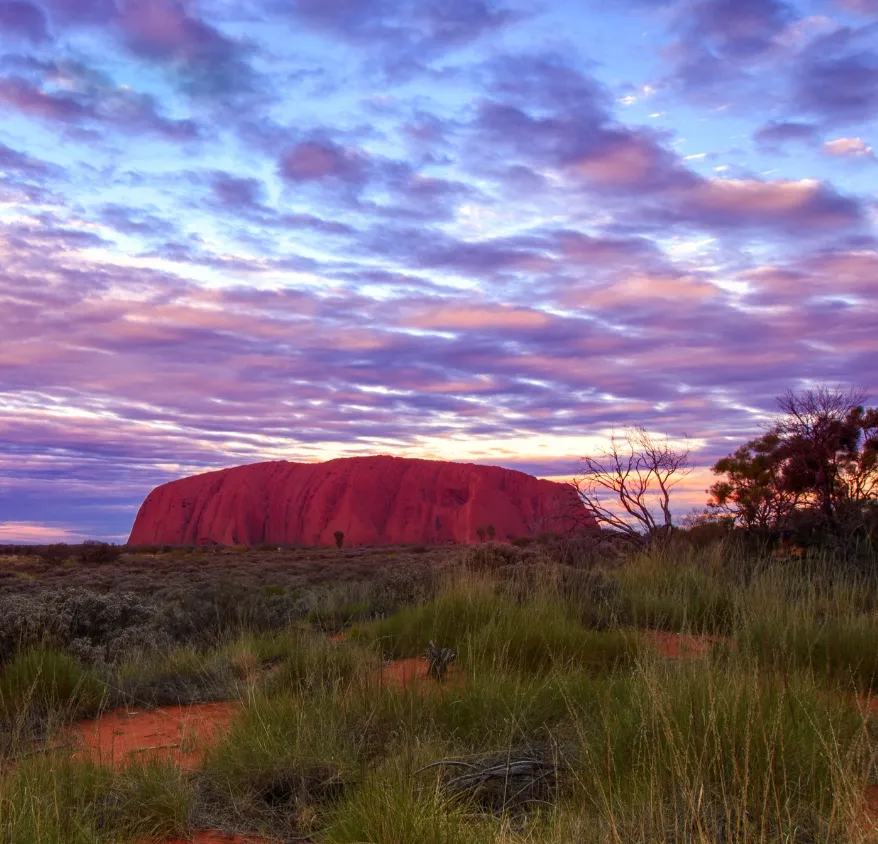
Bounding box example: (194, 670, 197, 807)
(570, 426, 691, 549)
(708, 432, 800, 532)
(709, 386, 878, 537)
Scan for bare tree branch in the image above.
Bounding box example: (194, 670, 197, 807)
(569, 427, 691, 549)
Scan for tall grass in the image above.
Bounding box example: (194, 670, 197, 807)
(349, 580, 641, 675)
(0, 756, 190, 844)
(0, 646, 105, 722)
(1, 540, 877, 842)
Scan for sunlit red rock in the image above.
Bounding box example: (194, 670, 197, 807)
(127, 455, 588, 546)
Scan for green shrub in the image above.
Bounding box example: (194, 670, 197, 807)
(350, 587, 640, 675)
(740, 611, 878, 692)
(614, 559, 738, 633)
(37, 544, 70, 565)
(0, 756, 190, 843)
(0, 647, 104, 720)
(77, 541, 123, 565)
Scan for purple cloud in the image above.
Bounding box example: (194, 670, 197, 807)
(279, 140, 370, 185)
(841, 0, 878, 15)
(792, 24, 878, 122)
(1, 2, 875, 542)
(0, 140, 51, 176)
(283, 0, 516, 73)
(40, 0, 115, 24)
(118, 0, 243, 85)
(753, 120, 820, 149)
(211, 171, 266, 208)
(0, 65, 199, 138)
(682, 0, 795, 58)
(0, 0, 48, 41)
(0, 76, 90, 121)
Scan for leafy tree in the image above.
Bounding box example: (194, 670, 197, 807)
(476, 526, 486, 543)
(707, 432, 800, 532)
(486, 524, 496, 541)
(709, 386, 878, 537)
(333, 530, 344, 550)
(774, 387, 877, 529)
(571, 426, 691, 549)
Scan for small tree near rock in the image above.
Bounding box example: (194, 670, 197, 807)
(476, 526, 486, 543)
(333, 530, 344, 550)
(570, 426, 691, 549)
(486, 524, 496, 541)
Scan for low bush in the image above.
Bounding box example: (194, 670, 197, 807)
(161, 581, 309, 642)
(350, 586, 640, 675)
(0, 588, 164, 666)
(740, 611, 878, 693)
(37, 544, 71, 565)
(0, 646, 105, 721)
(77, 542, 123, 565)
(0, 756, 190, 843)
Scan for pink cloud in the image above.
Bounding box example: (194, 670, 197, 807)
(822, 137, 874, 158)
(680, 177, 863, 230)
(409, 305, 551, 331)
(280, 140, 369, 184)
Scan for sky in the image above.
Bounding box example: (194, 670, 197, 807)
(1, 0, 877, 543)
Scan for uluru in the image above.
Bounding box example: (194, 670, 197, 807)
(127, 455, 589, 547)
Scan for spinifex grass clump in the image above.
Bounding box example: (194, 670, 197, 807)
(0, 646, 105, 723)
(349, 580, 641, 676)
(611, 551, 738, 634)
(1, 539, 877, 843)
(0, 756, 190, 844)
(737, 559, 878, 694)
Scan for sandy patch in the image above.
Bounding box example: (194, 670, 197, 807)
(159, 834, 272, 844)
(68, 702, 240, 770)
(647, 631, 723, 659)
(380, 657, 463, 689)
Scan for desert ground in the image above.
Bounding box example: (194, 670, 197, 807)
(1, 536, 877, 843)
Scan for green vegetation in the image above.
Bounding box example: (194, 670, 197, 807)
(1, 539, 878, 842)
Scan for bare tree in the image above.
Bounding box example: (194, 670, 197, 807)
(570, 426, 691, 548)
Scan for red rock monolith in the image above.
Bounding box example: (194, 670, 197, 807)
(127, 455, 589, 546)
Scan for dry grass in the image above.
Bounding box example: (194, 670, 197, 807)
(1, 539, 877, 843)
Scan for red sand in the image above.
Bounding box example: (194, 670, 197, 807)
(128, 455, 589, 546)
(865, 786, 878, 826)
(380, 657, 463, 689)
(647, 631, 723, 659)
(159, 835, 271, 844)
(68, 702, 239, 770)
(160, 835, 272, 844)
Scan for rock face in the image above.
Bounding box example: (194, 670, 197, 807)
(127, 455, 589, 547)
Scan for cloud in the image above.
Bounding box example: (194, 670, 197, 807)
(284, 0, 517, 69)
(0, 64, 200, 138)
(32, 0, 253, 97)
(468, 55, 864, 239)
(211, 171, 266, 208)
(0, 140, 52, 177)
(39, 0, 115, 25)
(0, 521, 93, 542)
(672, 177, 864, 233)
(659, 0, 798, 97)
(841, 0, 878, 15)
(792, 24, 878, 122)
(279, 140, 370, 185)
(1, 5, 875, 541)
(0, 0, 49, 41)
(118, 0, 250, 94)
(822, 137, 874, 158)
(753, 120, 819, 149)
(681, 0, 796, 58)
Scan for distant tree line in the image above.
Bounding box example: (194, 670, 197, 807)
(571, 386, 878, 553)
